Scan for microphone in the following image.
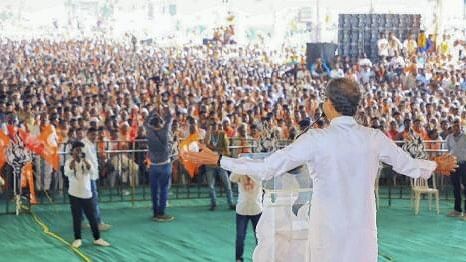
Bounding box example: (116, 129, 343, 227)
(296, 108, 326, 139)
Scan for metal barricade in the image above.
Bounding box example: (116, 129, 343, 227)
(0, 138, 453, 214)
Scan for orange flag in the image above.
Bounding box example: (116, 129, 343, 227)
(17, 128, 44, 155)
(0, 131, 10, 169)
(37, 125, 59, 171)
(15, 125, 59, 171)
(179, 133, 202, 177)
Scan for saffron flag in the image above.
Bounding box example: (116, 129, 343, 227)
(0, 131, 10, 169)
(18, 128, 45, 155)
(14, 125, 59, 171)
(179, 133, 202, 177)
(37, 125, 59, 171)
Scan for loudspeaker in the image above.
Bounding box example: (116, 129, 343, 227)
(338, 14, 420, 59)
(306, 43, 338, 67)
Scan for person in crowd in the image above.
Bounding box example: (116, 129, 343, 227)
(81, 127, 111, 231)
(204, 122, 235, 211)
(230, 173, 262, 262)
(144, 107, 175, 222)
(0, 34, 463, 206)
(388, 31, 403, 58)
(445, 118, 466, 218)
(64, 141, 110, 248)
(377, 32, 389, 60)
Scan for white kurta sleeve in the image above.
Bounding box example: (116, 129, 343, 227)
(221, 130, 319, 181)
(376, 130, 437, 179)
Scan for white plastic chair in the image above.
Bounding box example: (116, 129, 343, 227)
(410, 174, 439, 215)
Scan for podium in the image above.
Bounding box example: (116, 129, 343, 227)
(238, 153, 313, 262)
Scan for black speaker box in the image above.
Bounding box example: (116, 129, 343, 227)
(306, 42, 338, 67)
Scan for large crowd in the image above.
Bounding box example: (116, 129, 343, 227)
(0, 29, 465, 259)
(0, 31, 465, 196)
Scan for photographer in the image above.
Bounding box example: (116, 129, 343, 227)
(64, 141, 110, 248)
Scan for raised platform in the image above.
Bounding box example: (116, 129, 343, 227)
(0, 198, 463, 261)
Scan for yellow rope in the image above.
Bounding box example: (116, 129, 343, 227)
(21, 199, 92, 262)
(379, 252, 394, 261)
(44, 190, 54, 204)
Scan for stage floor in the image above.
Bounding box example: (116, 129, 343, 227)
(0, 198, 463, 262)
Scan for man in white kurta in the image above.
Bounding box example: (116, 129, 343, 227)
(221, 116, 437, 261)
(182, 78, 456, 262)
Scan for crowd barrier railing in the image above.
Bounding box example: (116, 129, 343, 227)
(0, 138, 454, 214)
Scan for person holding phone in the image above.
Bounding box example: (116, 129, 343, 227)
(64, 141, 110, 248)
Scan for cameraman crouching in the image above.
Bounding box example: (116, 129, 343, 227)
(64, 141, 110, 248)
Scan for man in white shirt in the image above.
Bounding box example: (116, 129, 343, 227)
(183, 78, 457, 262)
(64, 141, 110, 248)
(377, 32, 389, 60)
(403, 34, 418, 57)
(358, 54, 373, 68)
(230, 173, 262, 262)
(388, 32, 402, 58)
(329, 63, 344, 79)
(81, 127, 111, 231)
(358, 64, 374, 84)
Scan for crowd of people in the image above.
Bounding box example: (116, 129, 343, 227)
(0, 31, 464, 195)
(0, 29, 464, 258)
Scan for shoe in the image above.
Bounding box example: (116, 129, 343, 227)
(94, 238, 111, 247)
(98, 223, 112, 231)
(209, 205, 217, 211)
(71, 239, 82, 248)
(154, 214, 175, 222)
(447, 210, 462, 217)
(229, 204, 236, 210)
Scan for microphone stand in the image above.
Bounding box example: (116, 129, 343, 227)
(295, 112, 326, 140)
(288, 113, 326, 216)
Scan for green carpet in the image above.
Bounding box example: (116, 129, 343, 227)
(0, 199, 464, 262)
